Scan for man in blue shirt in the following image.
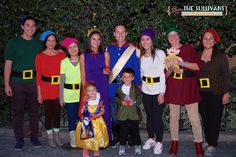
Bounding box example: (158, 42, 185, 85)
(107, 23, 141, 147)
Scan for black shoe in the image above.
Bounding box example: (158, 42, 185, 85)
(128, 138, 134, 146)
(111, 136, 119, 148)
(30, 136, 41, 148)
(14, 138, 24, 150)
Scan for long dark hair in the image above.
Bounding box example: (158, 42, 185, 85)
(84, 31, 104, 53)
(140, 41, 156, 60)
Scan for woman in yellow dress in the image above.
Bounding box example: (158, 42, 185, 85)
(76, 82, 109, 157)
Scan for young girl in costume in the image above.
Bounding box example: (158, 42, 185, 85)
(60, 37, 81, 148)
(76, 82, 109, 157)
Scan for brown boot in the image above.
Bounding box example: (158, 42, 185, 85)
(169, 141, 178, 155)
(195, 142, 204, 156)
(47, 132, 56, 147)
(54, 131, 63, 146)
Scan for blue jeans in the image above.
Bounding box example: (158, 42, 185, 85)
(65, 102, 79, 131)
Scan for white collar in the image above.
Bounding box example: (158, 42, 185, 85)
(121, 84, 131, 95)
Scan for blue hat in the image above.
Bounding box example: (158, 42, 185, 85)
(140, 28, 155, 41)
(40, 30, 56, 42)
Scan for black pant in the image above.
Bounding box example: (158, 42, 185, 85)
(142, 92, 165, 142)
(43, 98, 61, 130)
(199, 91, 223, 147)
(119, 120, 141, 146)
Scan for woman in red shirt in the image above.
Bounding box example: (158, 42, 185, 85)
(164, 24, 204, 156)
(35, 30, 66, 147)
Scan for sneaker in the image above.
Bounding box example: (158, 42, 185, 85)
(134, 145, 141, 155)
(142, 138, 156, 150)
(30, 136, 41, 148)
(154, 142, 163, 154)
(204, 146, 216, 156)
(118, 145, 126, 156)
(112, 142, 120, 149)
(14, 138, 24, 150)
(111, 136, 120, 148)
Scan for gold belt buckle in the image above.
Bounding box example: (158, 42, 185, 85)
(145, 76, 154, 85)
(51, 75, 60, 85)
(173, 72, 183, 79)
(23, 70, 33, 80)
(199, 78, 210, 88)
(72, 83, 80, 90)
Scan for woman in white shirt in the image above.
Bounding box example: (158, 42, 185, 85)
(140, 28, 166, 155)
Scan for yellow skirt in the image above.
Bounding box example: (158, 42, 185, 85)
(76, 117, 109, 151)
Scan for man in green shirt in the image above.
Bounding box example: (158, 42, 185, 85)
(4, 16, 43, 150)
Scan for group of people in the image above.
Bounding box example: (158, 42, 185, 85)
(4, 15, 230, 157)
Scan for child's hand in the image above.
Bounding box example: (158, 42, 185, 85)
(122, 99, 134, 106)
(122, 100, 128, 106)
(128, 99, 134, 106)
(81, 106, 85, 114)
(91, 113, 99, 119)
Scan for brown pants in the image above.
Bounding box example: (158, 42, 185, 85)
(11, 82, 39, 141)
(169, 103, 203, 143)
(43, 98, 61, 130)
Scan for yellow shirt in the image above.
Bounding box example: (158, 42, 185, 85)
(60, 57, 81, 103)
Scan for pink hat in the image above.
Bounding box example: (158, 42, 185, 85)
(61, 37, 78, 48)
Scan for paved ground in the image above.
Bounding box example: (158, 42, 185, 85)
(0, 127, 236, 157)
